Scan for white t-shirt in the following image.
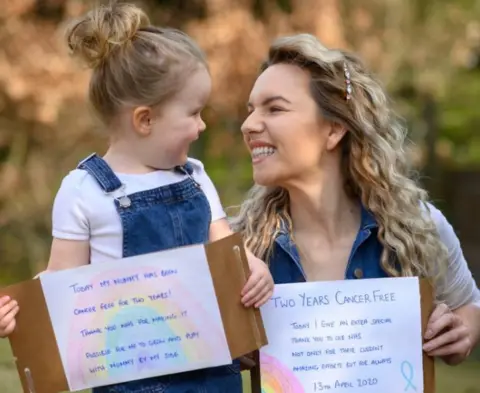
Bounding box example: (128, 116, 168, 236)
(426, 203, 480, 309)
(52, 157, 225, 264)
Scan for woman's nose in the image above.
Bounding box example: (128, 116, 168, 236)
(241, 112, 263, 135)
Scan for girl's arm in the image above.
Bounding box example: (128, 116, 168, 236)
(2, 172, 91, 337)
(44, 238, 90, 272)
(192, 159, 274, 308)
(210, 217, 273, 308)
(37, 171, 91, 276)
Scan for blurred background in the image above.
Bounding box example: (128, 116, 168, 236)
(0, 0, 479, 392)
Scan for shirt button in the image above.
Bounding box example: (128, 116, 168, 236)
(354, 268, 363, 278)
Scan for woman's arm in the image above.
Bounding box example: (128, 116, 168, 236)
(430, 204, 480, 311)
(455, 302, 480, 349)
(423, 301, 480, 365)
(422, 204, 480, 364)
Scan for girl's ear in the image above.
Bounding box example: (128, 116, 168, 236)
(132, 106, 153, 136)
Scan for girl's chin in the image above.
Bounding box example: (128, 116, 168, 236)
(173, 151, 189, 167)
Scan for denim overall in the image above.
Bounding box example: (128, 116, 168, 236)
(78, 154, 242, 393)
(269, 206, 389, 283)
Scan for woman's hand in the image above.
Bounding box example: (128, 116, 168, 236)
(0, 296, 19, 338)
(241, 251, 274, 308)
(423, 303, 472, 365)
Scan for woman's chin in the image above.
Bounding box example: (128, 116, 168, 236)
(253, 169, 279, 187)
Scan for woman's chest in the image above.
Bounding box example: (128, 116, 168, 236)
(298, 240, 353, 281)
(271, 229, 388, 283)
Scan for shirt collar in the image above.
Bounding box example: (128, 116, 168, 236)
(277, 202, 378, 236)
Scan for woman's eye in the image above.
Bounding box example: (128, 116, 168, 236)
(269, 106, 283, 113)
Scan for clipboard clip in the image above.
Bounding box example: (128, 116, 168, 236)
(24, 367, 36, 393)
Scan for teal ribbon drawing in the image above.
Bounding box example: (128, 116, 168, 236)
(401, 361, 417, 391)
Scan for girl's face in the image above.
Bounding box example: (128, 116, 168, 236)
(241, 63, 346, 188)
(132, 66, 212, 169)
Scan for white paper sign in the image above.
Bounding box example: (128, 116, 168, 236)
(260, 277, 423, 393)
(39, 244, 231, 392)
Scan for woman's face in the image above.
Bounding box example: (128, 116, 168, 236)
(241, 63, 345, 187)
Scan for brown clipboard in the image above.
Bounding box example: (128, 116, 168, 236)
(0, 233, 268, 393)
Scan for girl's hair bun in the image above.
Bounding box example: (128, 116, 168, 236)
(66, 2, 150, 69)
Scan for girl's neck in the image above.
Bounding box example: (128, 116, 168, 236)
(103, 142, 157, 174)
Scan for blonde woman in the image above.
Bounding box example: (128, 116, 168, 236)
(231, 33, 480, 366)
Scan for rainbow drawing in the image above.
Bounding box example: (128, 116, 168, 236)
(63, 264, 230, 390)
(261, 352, 304, 393)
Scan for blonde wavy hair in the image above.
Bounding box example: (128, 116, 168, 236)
(230, 34, 448, 282)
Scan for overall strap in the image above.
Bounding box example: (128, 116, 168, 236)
(77, 153, 123, 193)
(175, 160, 194, 175)
(174, 160, 200, 188)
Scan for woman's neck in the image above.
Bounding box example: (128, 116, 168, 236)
(285, 169, 361, 243)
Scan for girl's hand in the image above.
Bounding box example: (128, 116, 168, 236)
(0, 296, 19, 338)
(423, 303, 472, 365)
(241, 252, 274, 308)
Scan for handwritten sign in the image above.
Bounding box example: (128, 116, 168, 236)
(260, 277, 424, 393)
(39, 245, 231, 391)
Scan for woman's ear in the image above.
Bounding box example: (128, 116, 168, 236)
(326, 122, 347, 151)
(132, 106, 153, 137)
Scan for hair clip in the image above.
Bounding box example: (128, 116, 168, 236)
(343, 62, 352, 100)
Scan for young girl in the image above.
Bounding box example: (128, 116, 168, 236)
(0, 2, 273, 392)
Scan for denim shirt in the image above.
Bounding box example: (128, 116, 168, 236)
(269, 206, 389, 283)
